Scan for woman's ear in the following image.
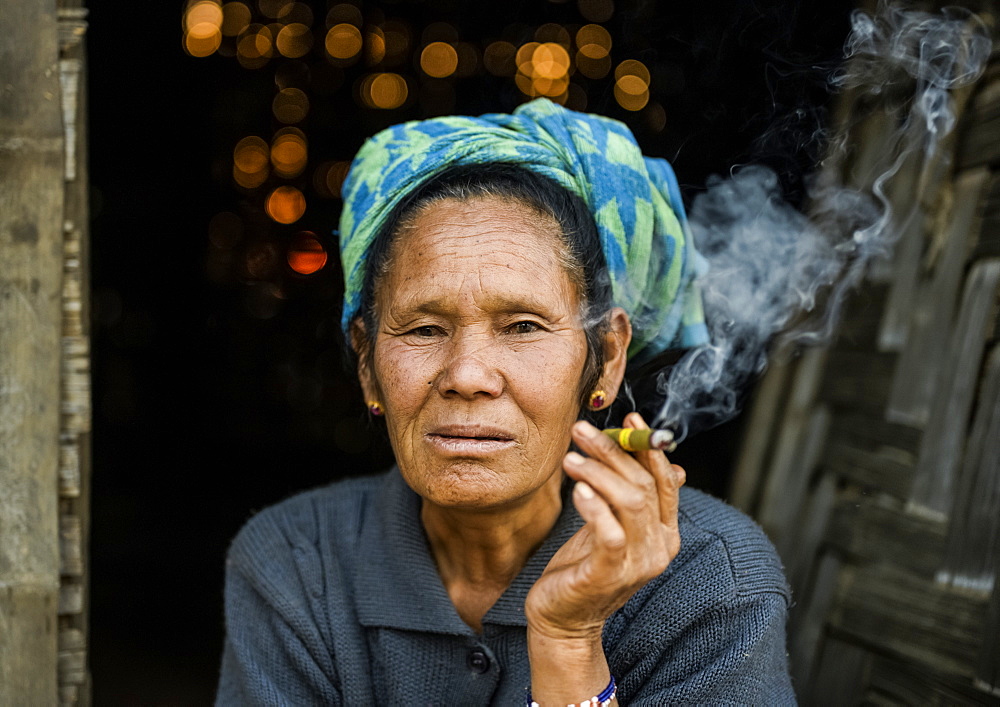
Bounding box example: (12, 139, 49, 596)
(349, 319, 378, 402)
(601, 307, 632, 403)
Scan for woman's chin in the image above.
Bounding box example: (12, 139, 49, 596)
(402, 459, 550, 511)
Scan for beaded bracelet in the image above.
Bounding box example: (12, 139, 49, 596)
(526, 675, 616, 707)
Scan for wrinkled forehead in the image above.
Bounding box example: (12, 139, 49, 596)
(376, 196, 582, 312)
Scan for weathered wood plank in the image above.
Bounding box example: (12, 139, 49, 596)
(785, 472, 837, 599)
(864, 653, 1000, 706)
(877, 147, 941, 352)
(826, 412, 922, 456)
(829, 564, 986, 678)
(790, 553, 842, 689)
(729, 359, 792, 514)
(807, 637, 869, 707)
(910, 258, 1000, 515)
(972, 171, 1000, 261)
(822, 443, 914, 499)
(824, 497, 946, 578)
(57, 582, 82, 616)
(978, 580, 1000, 696)
(758, 349, 829, 542)
(819, 349, 896, 412)
(938, 344, 1000, 593)
(58, 514, 82, 577)
(957, 71, 1000, 171)
(57, 5, 92, 703)
(830, 285, 889, 352)
(0, 0, 66, 701)
(886, 169, 990, 426)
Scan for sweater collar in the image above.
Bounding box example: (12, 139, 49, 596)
(353, 469, 583, 635)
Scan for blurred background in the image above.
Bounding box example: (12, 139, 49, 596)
(86, 0, 855, 701)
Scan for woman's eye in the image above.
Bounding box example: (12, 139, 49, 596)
(510, 321, 542, 335)
(410, 326, 440, 337)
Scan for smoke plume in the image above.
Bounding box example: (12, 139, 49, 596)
(656, 1, 991, 441)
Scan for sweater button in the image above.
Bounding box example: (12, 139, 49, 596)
(467, 648, 490, 674)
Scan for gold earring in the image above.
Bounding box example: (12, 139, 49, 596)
(589, 389, 607, 410)
(367, 400, 384, 416)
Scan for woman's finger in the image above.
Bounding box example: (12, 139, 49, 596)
(623, 412, 683, 526)
(572, 481, 627, 563)
(571, 420, 655, 489)
(563, 451, 661, 537)
(563, 452, 644, 512)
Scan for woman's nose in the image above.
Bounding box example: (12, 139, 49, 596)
(438, 333, 504, 399)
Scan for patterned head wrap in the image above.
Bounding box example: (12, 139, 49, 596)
(338, 98, 708, 362)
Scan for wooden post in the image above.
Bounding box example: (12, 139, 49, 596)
(0, 0, 65, 702)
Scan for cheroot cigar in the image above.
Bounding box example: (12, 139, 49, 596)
(602, 428, 677, 453)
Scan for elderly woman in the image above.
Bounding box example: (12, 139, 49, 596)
(216, 99, 793, 705)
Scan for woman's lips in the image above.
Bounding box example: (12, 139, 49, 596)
(425, 425, 517, 456)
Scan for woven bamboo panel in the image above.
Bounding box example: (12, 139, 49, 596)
(730, 6, 1000, 703)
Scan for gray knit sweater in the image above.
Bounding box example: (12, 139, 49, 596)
(216, 470, 795, 705)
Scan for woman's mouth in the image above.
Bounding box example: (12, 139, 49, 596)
(425, 425, 517, 455)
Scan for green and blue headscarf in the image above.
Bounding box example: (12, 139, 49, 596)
(338, 98, 708, 362)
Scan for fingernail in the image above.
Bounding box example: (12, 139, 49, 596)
(575, 481, 595, 499)
(574, 421, 599, 438)
(565, 451, 585, 466)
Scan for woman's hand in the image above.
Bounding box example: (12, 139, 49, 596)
(525, 412, 685, 640)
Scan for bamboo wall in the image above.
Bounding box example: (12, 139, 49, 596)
(730, 7, 1000, 704)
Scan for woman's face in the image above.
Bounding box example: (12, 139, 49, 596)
(359, 196, 605, 510)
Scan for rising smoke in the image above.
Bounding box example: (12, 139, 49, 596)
(656, 1, 991, 441)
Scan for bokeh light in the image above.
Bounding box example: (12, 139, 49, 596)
(313, 161, 344, 198)
(275, 23, 312, 58)
(484, 41, 516, 77)
(265, 186, 306, 224)
(270, 128, 308, 178)
(183, 1, 224, 57)
(325, 23, 362, 60)
(578, 0, 614, 23)
(277, 1, 312, 26)
(233, 136, 270, 188)
(614, 59, 651, 111)
(576, 24, 611, 59)
(644, 102, 667, 132)
(257, 0, 288, 19)
(365, 27, 387, 65)
(532, 43, 570, 79)
(516, 42, 572, 98)
(325, 3, 362, 28)
(381, 20, 411, 67)
(272, 87, 309, 123)
(220, 2, 251, 36)
(420, 42, 459, 78)
(185, 1, 223, 32)
(453, 42, 479, 78)
(615, 59, 650, 86)
(360, 72, 408, 109)
(286, 231, 328, 275)
(237, 24, 273, 68)
(185, 24, 223, 57)
(534, 23, 571, 48)
(576, 51, 611, 79)
(324, 161, 351, 197)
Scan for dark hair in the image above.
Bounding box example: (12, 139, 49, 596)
(351, 163, 614, 408)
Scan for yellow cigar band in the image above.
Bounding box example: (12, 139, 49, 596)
(603, 428, 640, 451)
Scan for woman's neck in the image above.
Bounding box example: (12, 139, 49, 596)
(421, 471, 564, 630)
